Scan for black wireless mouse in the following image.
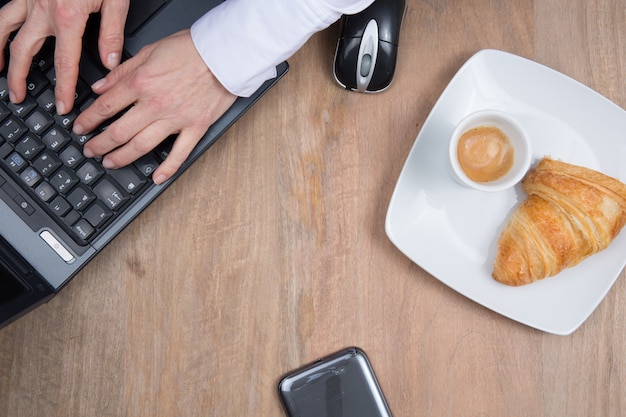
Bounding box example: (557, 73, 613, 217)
(333, 0, 405, 93)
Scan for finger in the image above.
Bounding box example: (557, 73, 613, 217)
(82, 104, 149, 158)
(74, 76, 136, 136)
(98, 0, 129, 69)
(100, 120, 176, 169)
(151, 128, 205, 185)
(53, 14, 90, 114)
(0, 0, 29, 69)
(7, 31, 46, 102)
(88, 50, 145, 97)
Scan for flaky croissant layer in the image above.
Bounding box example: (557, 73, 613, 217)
(493, 157, 626, 286)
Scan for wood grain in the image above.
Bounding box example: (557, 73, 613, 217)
(1, 1, 625, 416)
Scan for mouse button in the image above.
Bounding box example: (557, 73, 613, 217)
(335, 36, 361, 68)
(378, 25, 399, 45)
(375, 0, 406, 45)
(339, 13, 370, 39)
(368, 42, 397, 91)
(333, 37, 361, 88)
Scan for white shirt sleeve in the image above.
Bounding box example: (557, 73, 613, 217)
(190, 0, 375, 97)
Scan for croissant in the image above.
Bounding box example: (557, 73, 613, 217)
(492, 157, 626, 286)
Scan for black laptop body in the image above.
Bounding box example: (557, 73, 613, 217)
(0, 0, 288, 328)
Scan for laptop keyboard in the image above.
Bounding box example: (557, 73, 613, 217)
(0, 39, 170, 246)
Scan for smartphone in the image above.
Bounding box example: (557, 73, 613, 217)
(278, 347, 393, 417)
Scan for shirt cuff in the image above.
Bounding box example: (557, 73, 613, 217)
(190, 0, 372, 97)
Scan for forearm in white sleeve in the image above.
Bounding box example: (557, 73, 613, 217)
(190, 0, 374, 97)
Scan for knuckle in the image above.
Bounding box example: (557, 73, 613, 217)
(132, 135, 156, 154)
(8, 37, 25, 55)
(100, 32, 124, 48)
(94, 96, 117, 118)
(51, 6, 80, 29)
(53, 53, 76, 74)
(127, 71, 150, 93)
(105, 123, 128, 146)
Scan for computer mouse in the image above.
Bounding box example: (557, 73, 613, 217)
(333, 0, 406, 93)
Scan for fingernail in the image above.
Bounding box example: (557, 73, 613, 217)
(56, 100, 67, 115)
(106, 52, 120, 69)
(153, 174, 167, 185)
(8, 90, 16, 103)
(102, 158, 116, 169)
(91, 78, 106, 91)
(83, 147, 94, 158)
(73, 123, 84, 135)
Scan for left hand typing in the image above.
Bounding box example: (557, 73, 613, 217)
(77, 30, 237, 185)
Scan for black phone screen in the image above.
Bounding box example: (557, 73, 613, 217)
(278, 347, 392, 417)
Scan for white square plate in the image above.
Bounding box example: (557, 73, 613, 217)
(385, 49, 626, 335)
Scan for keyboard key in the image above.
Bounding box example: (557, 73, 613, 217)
(0, 76, 9, 101)
(79, 97, 96, 112)
(107, 166, 146, 194)
(59, 144, 84, 168)
(71, 130, 94, 146)
(33, 42, 54, 72)
(84, 201, 112, 227)
(71, 218, 95, 241)
(62, 209, 80, 226)
(34, 181, 57, 202)
(19, 167, 41, 187)
(26, 70, 49, 96)
(67, 184, 95, 211)
(155, 135, 176, 160)
(33, 151, 62, 176)
(5, 152, 26, 172)
(45, 66, 56, 85)
(93, 177, 129, 211)
(49, 195, 71, 216)
(0, 142, 12, 159)
(7, 96, 37, 117)
(41, 125, 70, 150)
(25, 108, 54, 134)
(0, 116, 28, 143)
(0, 101, 12, 121)
(134, 152, 160, 177)
(76, 160, 105, 185)
(36, 89, 56, 113)
(13, 193, 35, 215)
(74, 78, 91, 105)
(15, 134, 45, 160)
(50, 167, 79, 194)
(54, 109, 77, 129)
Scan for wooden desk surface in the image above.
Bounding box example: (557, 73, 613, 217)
(2, 1, 625, 416)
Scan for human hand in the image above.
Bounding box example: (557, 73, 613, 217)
(0, 0, 129, 113)
(77, 30, 237, 185)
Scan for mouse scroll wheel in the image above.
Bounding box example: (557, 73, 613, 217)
(360, 54, 373, 77)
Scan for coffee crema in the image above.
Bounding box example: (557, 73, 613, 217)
(456, 125, 514, 182)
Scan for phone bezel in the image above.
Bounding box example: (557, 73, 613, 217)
(278, 347, 392, 417)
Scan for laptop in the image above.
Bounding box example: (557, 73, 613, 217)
(0, 0, 288, 328)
